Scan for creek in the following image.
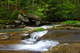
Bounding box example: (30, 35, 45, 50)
(0, 25, 80, 53)
(0, 28, 59, 53)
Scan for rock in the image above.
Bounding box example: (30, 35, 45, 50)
(6, 25, 11, 29)
(24, 27, 37, 31)
(57, 26, 80, 30)
(27, 14, 41, 25)
(0, 35, 9, 40)
(0, 25, 5, 29)
(14, 20, 21, 24)
(35, 20, 41, 25)
(0, 24, 15, 29)
(43, 30, 75, 39)
(17, 25, 26, 28)
(27, 14, 41, 21)
(17, 14, 41, 25)
(61, 43, 69, 46)
(18, 14, 29, 23)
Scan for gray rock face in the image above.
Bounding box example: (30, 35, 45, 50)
(14, 20, 21, 24)
(27, 14, 41, 21)
(17, 14, 41, 25)
(18, 14, 29, 23)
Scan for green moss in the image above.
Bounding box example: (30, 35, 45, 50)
(52, 25, 55, 29)
(34, 28, 45, 31)
(21, 29, 27, 31)
(0, 20, 4, 24)
(57, 27, 62, 29)
(61, 20, 80, 25)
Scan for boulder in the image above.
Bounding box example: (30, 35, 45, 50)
(18, 14, 29, 23)
(24, 27, 37, 31)
(17, 14, 41, 25)
(27, 14, 41, 21)
(14, 20, 21, 24)
(27, 14, 41, 25)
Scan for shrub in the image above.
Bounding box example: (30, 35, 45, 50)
(34, 28, 45, 31)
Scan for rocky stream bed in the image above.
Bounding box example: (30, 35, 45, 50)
(0, 26, 80, 53)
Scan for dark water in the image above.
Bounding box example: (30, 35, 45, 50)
(46, 30, 80, 43)
(0, 28, 23, 33)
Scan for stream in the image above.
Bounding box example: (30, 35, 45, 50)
(0, 28, 23, 33)
(0, 25, 80, 53)
(0, 29, 59, 53)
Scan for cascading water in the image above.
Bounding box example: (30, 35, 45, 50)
(0, 30, 59, 52)
(22, 30, 48, 44)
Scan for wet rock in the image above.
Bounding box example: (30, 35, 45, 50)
(24, 27, 37, 31)
(43, 30, 75, 39)
(61, 43, 69, 46)
(21, 35, 30, 40)
(0, 35, 9, 40)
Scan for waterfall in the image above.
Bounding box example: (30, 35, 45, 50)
(22, 30, 48, 44)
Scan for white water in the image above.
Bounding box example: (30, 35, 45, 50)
(41, 25, 53, 29)
(39, 24, 61, 29)
(0, 30, 59, 52)
(22, 33, 29, 36)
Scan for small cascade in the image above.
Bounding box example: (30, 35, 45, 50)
(0, 30, 59, 52)
(22, 30, 48, 44)
(41, 26, 53, 29)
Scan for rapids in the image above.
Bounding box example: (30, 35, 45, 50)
(0, 30, 59, 52)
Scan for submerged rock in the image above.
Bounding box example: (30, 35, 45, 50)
(0, 34, 9, 40)
(24, 27, 37, 31)
(43, 30, 76, 39)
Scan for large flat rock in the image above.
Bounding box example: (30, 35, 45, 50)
(44, 30, 80, 43)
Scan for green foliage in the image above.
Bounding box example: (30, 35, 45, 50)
(21, 29, 27, 31)
(57, 27, 62, 30)
(0, 0, 80, 24)
(0, 20, 4, 24)
(61, 20, 80, 27)
(34, 28, 45, 31)
(27, 5, 45, 18)
(52, 25, 55, 29)
(10, 10, 19, 19)
(61, 21, 80, 25)
(0, 20, 14, 24)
